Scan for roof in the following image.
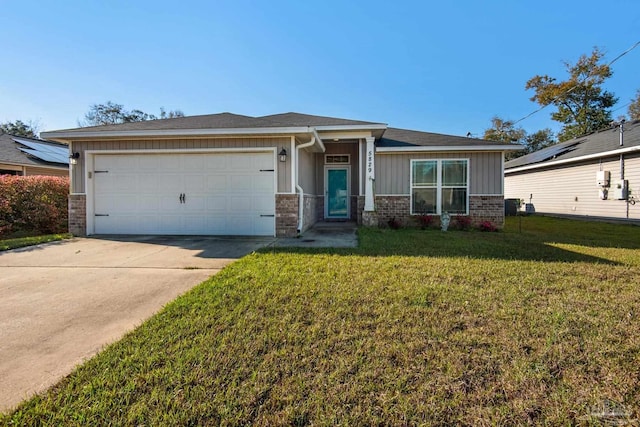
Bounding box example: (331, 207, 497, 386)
(47, 112, 385, 134)
(379, 127, 514, 148)
(505, 119, 640, 171)
(41, 111, 519, 151)
(0, 133, 69, 168)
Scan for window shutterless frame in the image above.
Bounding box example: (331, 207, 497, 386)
(410, 159, 469, 215)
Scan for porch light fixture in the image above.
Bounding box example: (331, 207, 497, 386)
(279, 148, 287, 162)
(69, 152, 80, 165)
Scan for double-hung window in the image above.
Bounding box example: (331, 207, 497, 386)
(411, 159, 468, 215)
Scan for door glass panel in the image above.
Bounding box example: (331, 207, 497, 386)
(327, 169, 348, 217)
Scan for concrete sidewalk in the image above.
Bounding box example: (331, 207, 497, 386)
(0, 236, 273, 413)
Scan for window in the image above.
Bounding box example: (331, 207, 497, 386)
(411, 159, 468, 215)
(325, 155, 350, 164)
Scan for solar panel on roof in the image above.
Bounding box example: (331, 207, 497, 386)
(13, 138, 69, 165)
(522, 141, 581, 164)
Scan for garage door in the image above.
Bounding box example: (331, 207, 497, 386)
(92, 152, 275, 236)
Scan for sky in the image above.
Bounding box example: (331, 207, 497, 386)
(1, 1, 639, 138)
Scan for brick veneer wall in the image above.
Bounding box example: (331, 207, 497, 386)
(302, 195, 320, 233)
(69, 194, 86, 236)
(469, 195, 504, 227)
(371, 195, 505, 228)
(276, 194, 298, 237)
(374, 196, 412, 227)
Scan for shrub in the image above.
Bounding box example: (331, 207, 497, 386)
(451, 215, 472, 231)
(478, 220, 498, 232)
(387, 217, 402, 229)
(0, 175, 69, 236)
(416, 214, 435, 229)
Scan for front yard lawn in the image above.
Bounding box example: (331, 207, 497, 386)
(0, 233, 71, 251)
(3, 216, 640, 425)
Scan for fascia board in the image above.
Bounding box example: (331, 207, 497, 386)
(505, 145, 640, 174)
(41, 126, 313, 140)
(376, 145, 523, 153)
(314, 124, 387, 131)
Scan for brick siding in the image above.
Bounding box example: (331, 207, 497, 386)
(469, 195, 504, 228)
(276, 194, 298, 237)
(69, 194, 86, 236)
(359, 195, 504, 228)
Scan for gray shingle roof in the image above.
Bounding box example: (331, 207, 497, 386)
(379, 127, 517, 147)
(0, 133, 69, 167)
(50, 112, 385, 134)
(505, 120, 640, 170)
(43, 111, 518, 150)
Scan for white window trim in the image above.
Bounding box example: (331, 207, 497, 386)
(324, 154, 351, 164)
(410, 158, 470, 215)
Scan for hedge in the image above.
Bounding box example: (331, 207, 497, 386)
(0, 175, 69, 236)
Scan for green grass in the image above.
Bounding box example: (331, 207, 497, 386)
(3, 216, 640, 425)
(0, 233, 71, 251)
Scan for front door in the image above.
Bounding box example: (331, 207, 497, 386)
(325, 167, 349, 219)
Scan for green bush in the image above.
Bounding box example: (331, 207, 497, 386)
(0, 175, 69, 236)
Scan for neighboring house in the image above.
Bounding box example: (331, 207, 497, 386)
(504, 119, 640, 222)
(0, 133, 69, 177)
(41, 112, 519, 237)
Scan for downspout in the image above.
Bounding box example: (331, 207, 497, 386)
(295, 136, 318, 234)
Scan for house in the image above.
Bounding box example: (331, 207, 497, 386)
(0, 133, 69, 177)
(504, 119, 640, 221)
(41, 112, 520, 237)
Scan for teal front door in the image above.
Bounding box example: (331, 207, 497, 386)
(326, 167, 349, 218)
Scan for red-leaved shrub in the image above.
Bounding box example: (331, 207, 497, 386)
(0, 175, 69, 236)
(478, 220, 498, 232)
(451, 215, 472, 231)
(416, 214, 435, 229)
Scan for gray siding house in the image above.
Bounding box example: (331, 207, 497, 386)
(504, 120, 640, 222)
(42, 112, 519, 237)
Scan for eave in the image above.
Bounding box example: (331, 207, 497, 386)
(505, 145, 640, 174)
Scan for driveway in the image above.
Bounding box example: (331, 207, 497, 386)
(0, 235, 274, 413)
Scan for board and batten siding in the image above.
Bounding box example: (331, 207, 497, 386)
(505, 154, 640, 220)
(297, 146, 316, 195)
(71, 137, 291, 194)
(25, 166, 69, 177)
(375, 151, 503, 195)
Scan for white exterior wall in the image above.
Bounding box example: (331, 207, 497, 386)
(505, 153, 640, 220)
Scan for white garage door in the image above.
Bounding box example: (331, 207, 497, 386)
(92, 152, 275, 236)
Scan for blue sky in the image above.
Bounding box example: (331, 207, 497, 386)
(1, 1, 639, 137)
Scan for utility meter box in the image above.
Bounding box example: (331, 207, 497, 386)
(596, 170, 610, 187)
(613, 179, 629, 200)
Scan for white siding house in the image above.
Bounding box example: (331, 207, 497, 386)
(504, 120, 640, 222)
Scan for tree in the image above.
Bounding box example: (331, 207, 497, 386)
(159, 107, 185, 119)
(526, 48, 617, 141)
(0, 119, 40, 138)
(483, 116, 555, 160)
(629, 89, 640, 121)
(81, 102, 185, 127)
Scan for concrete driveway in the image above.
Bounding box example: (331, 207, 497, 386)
(0, 235, 274, 413)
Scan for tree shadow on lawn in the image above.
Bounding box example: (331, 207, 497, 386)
(268, 228, 626, 265)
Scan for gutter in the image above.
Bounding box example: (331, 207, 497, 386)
(41, 124, 384, 142)
(376, 144, 523, 153)
(505, 145, 640, 174)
